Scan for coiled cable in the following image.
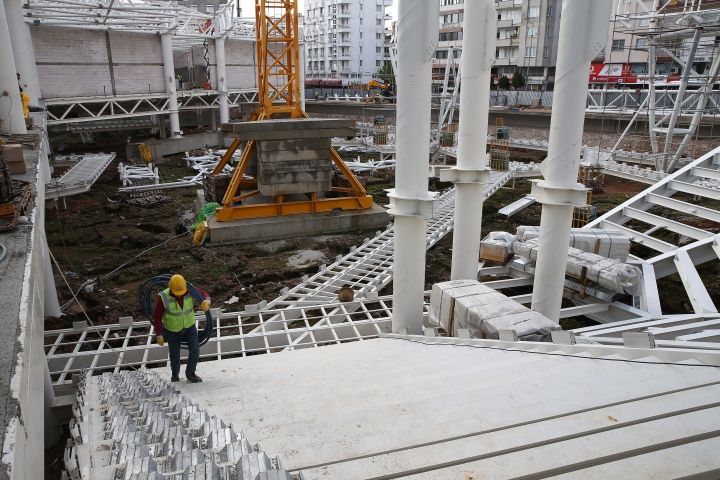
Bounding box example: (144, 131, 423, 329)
(139, 274, 213, 348)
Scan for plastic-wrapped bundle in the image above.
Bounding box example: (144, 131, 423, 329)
(513, 238, 642, 295)
(479, 231, 517, 263)
(429, 280, 560, 340)
(515, 226, 631, 261)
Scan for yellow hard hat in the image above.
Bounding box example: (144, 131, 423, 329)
(169, 274, 187, 296)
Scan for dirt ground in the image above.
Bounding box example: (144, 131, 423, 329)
(46, 160, 384, 328)
(46, 132, 699, 332)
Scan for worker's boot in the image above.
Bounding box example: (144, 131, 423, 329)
(171, 375, 180, 382)
(187, 374, 203, 383)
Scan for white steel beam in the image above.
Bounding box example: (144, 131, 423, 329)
(623, 207, 714, 241)
(640, 263, 663, 316)
(673, 250, 718, 314)
(646, 193, 720, 224)
(668, 179, 720, 200)
(599, 220, 676, 253)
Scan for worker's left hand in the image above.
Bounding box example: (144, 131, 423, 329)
(200, 300, 211, 312)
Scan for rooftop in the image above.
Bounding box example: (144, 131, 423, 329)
(172, 335, 720, 479)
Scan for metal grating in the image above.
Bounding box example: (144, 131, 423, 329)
(45, 153, 116, 200)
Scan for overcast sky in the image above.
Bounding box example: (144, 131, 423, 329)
(237, 0, 398, 20)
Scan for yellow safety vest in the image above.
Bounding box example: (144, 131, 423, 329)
(159, 288, 196, 332)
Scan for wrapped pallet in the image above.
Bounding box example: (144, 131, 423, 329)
(479, 231, 516, 264)
(516, 226, 631, 261)
(513, 238, 642, 295)
(429, 280, 560, 340)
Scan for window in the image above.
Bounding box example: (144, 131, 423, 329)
(525, 46, 536, 57)
(543, 46, 550, 57)
(528, 6, 540, 18)
(527, 26, 537, 37)
(612, 39, 625, 51)
(636, 38, 648, 49)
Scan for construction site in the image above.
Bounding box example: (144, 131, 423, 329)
(1, 0, 720, 478)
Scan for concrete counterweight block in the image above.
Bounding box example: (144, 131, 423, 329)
(223, 118, 356, 196)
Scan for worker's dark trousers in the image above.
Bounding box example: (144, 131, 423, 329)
(165, 325, 199, 378)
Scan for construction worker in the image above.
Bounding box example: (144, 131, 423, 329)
(153, 274, 210, 383)
(16, 73, 29, 119)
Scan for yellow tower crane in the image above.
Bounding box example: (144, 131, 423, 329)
(209, 0, 373, 221)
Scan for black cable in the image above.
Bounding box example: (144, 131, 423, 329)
(139, 274, 213, 348)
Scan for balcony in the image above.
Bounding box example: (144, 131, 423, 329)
(497, 19, 520, 29)
(440, 22, 463, 31)
(494, 57, 519, 66)
(496, 0, 523, 9)
(496, 37, 518, 48)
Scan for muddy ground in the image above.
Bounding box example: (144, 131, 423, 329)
(45, 135, 653, 331)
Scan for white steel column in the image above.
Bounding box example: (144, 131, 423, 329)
(441, 0, 496, 281)
(662, 27, 701, 171)
(161, 32, 181, 137)
(529, 0, 611, 322)
(5, 0, 40, 102)
(389, 0, 439, 334)
(215, 37, 229, 125)
(0, 0, 25, 134)
(299, 38, 307, 112)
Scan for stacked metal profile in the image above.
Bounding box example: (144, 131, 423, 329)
(64, 370, 299, 479)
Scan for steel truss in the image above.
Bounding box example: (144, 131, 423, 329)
(608, 3, 720, 171)
(24, 0, 255, 44)
(45, 89, 259, 126)
(587, 147, 720, 318)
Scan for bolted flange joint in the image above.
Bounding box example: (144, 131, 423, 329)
(386, 190, 438, 220)
(530, 180, 589, 207)
(439, 167, 491, 185)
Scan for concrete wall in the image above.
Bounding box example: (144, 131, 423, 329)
(191, 39, 256, 90)
(31, 27, 257, 98)
(0, 129, 57, 480)
(31, 26, 164, 98)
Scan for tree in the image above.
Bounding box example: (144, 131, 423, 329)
(377, 61, 395, 86)
(512, 71, 527, 89)
(498, 75, 511, 90)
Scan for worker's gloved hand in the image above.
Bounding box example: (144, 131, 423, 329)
(200, 300, 211, 312)
(156, 336, 165, 346)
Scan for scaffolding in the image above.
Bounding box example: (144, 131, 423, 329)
(600, 0, 720, 172)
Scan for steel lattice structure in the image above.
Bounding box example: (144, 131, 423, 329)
(24, 0, 255, 45)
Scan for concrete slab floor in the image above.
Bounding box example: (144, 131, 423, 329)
(167, 337, 720, 479)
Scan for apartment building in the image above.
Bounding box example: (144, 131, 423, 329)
(596, 0, 720, 85)
(304, 0, 394, 82)
(434, 0, 563, 90)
